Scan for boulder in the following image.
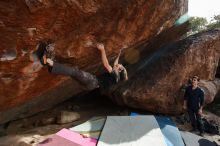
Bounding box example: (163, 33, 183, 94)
(56, 111, 80, 124)
(0, 0, 187, 124)
(207, 87, 220, 116)
(108, 29, 220, 114)
(199, 79, 220, 104)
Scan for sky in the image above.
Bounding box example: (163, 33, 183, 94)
(188, 0, 220, 22)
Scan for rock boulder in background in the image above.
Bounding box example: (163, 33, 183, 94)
(108, 29, 220, 114)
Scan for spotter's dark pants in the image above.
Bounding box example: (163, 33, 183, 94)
(188, 109, 204, 133)
(50, 62, 99, 90)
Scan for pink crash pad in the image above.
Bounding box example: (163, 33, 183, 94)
(56, 128, 97, 146)
(37, 135, 81, 146)
(37, 128, 97, 146)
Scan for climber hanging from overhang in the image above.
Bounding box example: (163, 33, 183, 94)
(36, 41, 128, 92)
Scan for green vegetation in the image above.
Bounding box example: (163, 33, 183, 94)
(207, 15, 220, 29)
(188, 14, 220, 35)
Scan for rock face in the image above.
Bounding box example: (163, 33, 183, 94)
(108, 29, 220, 114)
(56, 111, 80, 124)
(199, 79, 220, 104)
(1, 0, 220, 124)
(207, 93, 220, 116)
(0, 0, 188, 124)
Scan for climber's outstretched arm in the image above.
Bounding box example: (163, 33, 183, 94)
(96, 43, 113, 73)
(113, 49, 122, 66)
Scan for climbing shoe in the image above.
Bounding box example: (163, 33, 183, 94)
(36, 42, 48, 66)
(36, 42, 55, 66)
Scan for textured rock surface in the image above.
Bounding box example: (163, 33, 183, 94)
(199, 79, 220, 104)
(56, 111, 80, 124)
(207, 88, 220, 116)
(207, 100, 220, 116)
(108, 29, 220, 114)
(0, 0, 187, 124)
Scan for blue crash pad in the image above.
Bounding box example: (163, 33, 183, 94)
(130, 113, 185, 146)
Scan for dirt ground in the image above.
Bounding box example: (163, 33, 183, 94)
(0, 91, 219, 146)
